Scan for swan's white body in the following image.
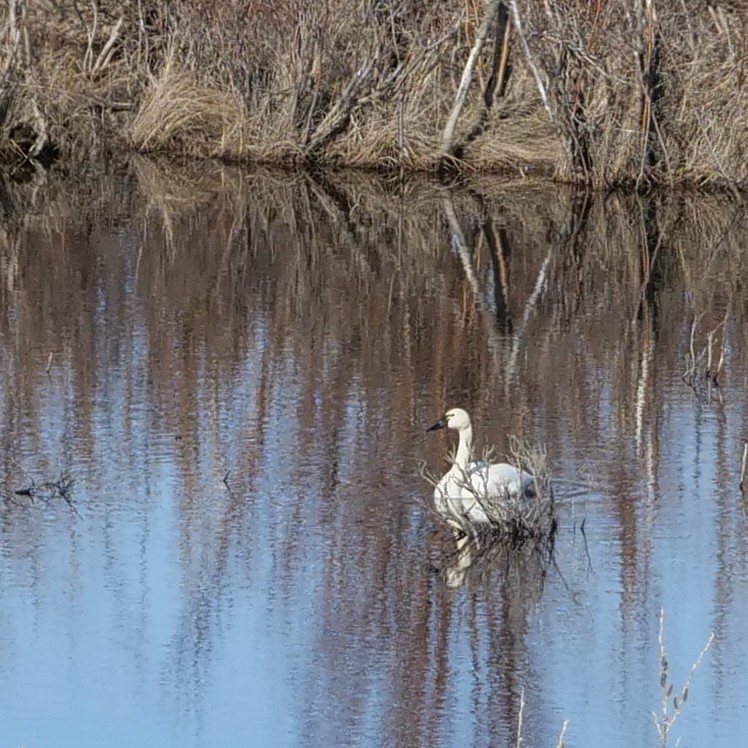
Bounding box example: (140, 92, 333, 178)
(427, 408, 536, 528)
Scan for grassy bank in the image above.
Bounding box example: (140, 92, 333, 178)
(1, 0, 747, 189)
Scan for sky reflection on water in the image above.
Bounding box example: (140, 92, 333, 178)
(1, 167, 747, 747)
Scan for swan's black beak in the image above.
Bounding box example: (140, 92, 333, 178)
(426, 417, 447, 432)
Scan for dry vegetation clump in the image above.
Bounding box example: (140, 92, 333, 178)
(507, 0, 748, 189)
(1, 1, 747, 184)
(652, 608, 714, 747)
(474, 437, 556, 546)
(0, 0, 151, 164)
(8, 468, 79, 516)
(127, 54, 247, 159)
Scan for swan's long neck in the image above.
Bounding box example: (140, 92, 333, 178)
(453, 425, 473, 470)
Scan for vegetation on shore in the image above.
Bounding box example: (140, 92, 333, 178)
(1, 0, 747, 188)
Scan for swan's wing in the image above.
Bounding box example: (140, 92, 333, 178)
(481, 463, 536, 499)
(461, 462, 512, 497)
(453, 462, 537, 524)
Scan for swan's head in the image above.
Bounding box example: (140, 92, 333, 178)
(427, 407, 472, 433)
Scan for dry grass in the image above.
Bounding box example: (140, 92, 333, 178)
(509, 0, 748, 188)
(128, 53, 246, 159)
(469, 109, 561, 174)
(0, 0, 146, 162)
(1, 0, 747, 185)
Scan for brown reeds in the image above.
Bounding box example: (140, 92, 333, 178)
(0, 0, 746, 185)
(127, 51, 246, 158)
(682, 312, 728, 404)
(507, 1, 748, 188)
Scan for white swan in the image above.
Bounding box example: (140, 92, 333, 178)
(427, 407, 536, 529)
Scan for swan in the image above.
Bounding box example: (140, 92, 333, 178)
(426, 407, 536, 529)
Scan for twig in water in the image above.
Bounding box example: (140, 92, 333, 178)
(13, 471, 80, 516)
(740, 441, 747, 495)
(682, 313, 727, 404)
(59, 488, 82, 519)
(222, 470, 238, 500)
(579, 517, 593, 574)
(651, 608, 714, 747)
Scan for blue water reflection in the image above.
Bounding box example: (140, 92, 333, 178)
(1, 169, 747, 747)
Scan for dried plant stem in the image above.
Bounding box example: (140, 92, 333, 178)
(91, 15, 124, 78)
(83, 0, 99, 76)
(515, 685, 525, 748)
(509, 1, 553, 122)
(652, 608, 715, 747)
(514, 684, 568, 748)
(441, 0, 501, 156)
(689, 315, 699, 368)
(682, 312, 727, 404)
(740, 441, 747, 494)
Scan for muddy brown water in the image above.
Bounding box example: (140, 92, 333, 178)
(1, 163, 747, 747)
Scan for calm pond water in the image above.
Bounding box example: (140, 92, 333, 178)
(1, 161, 747, 748)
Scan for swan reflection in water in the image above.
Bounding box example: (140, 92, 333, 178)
(440, 531, 554, 591)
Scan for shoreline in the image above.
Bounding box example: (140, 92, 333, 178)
(2, 1, 746, 192)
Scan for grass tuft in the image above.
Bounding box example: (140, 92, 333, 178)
(127, 54, 246, 159)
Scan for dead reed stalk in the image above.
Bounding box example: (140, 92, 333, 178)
(652, 608, 715, 747)
(682, 312, 727, 404)
(515, 684, 569, 748)
(515, 685, 525, 747)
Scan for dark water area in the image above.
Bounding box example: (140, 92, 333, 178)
(1, 161, 747, 747)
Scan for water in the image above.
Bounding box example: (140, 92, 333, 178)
(1, 163, 747, 747)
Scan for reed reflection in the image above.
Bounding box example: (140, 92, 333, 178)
(0, 162, 746, 747)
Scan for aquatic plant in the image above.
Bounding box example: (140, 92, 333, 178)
(652, 608, 715, 747)
(682, 312, 727, 405)
(10, 469, 80, 516)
